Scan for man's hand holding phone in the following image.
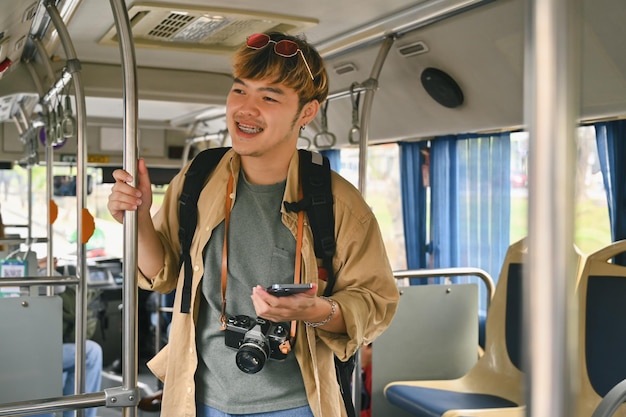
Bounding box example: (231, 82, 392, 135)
(266, 283, 314, 297)
(251, 283, 318, 323)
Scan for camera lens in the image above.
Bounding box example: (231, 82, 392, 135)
(236, 343, 268, 374)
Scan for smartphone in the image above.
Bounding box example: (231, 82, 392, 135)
(266, 283, 314, 297)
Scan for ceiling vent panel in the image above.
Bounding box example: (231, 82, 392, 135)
(397, 41, 429, 58)
(99, 2, 318, 54)
(333, 63, 357, 75)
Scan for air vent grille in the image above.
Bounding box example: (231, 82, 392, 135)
(22, 2, 38, 22)
(149, 13, 196, 40)
(334, 63, 357, 75)
(397, 41, 429, 58)
(99, 3, 318, 54)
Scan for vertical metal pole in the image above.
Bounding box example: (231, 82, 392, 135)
(524, 0, 581, 417)
(27, 168, 33, 245)
(357, 36, 394, 197)
(353, 36, 394, 413)
(44, 1, 89, 411)
(46, 135, 55, 294)
(108, 1, 139, 416)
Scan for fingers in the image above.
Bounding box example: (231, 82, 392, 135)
(107, 168, 143, 224)
(107, 159, 155, 223)
(251, 285, 317, 322)
(111, 167, 133, 183)
(136, 159, 153, 196)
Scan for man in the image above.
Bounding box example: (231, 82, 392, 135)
(107, 31, 399, 417)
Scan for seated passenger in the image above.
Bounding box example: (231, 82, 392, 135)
(34, 258, 103, 417)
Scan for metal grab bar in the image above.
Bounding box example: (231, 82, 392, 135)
(0, 237, 48, 245)
(43, 0, 91, 405)
(393, 267, 496, 310)
(0, 392, 105, 417)
(0, 276, 79, 287)
(108, 0, 142, 415)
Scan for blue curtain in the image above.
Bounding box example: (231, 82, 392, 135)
(320, 149, 341, 172)
(399, 141, 428, 274)
(430, 132, 511, 310)
(595, 120, 626, 265)
(430, 136, 459, 269)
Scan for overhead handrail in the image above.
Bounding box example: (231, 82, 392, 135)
(24, 60, 45, 97)
(31, 36, 56, 86)
(325, 79, 377, 102)
(42, 69, 72, 106)
(316, 0, 493, 59)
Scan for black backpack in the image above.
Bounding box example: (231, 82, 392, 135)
(177, 147, 357, 417)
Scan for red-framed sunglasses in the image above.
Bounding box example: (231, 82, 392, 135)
(246, 33, 315, 81)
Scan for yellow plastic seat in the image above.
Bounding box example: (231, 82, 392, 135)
(384, 238, 528, 417)
(575, 239, 626, 417)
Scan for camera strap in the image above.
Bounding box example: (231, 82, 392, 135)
(218, 172, 234, 330)
(218, 171, 304, 353)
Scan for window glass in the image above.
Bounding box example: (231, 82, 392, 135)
(0, 128, 611, 271)
(510, 127, 611, 254)
(338, 144, 407, 271)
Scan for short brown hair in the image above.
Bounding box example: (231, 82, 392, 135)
(232, 32, 329, 110)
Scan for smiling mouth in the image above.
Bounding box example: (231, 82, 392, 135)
(237, 122, 264, 134)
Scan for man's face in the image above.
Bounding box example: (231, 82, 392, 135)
(226, 77, 304, 159)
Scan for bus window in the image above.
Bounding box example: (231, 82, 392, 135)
(339, 144, 407, 271)
(510, 127, 611, 254)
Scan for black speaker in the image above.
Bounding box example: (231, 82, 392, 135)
(421, 67, 464, 108)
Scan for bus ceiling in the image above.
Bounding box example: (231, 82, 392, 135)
(0, 0, 625, 160)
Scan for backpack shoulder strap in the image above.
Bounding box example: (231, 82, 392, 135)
(284, 150, 337, 295)
(179, 147, 230, 313)
(292, 151, 356, 417)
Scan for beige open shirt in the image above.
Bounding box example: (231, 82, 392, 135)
(138, 150, 399, 417)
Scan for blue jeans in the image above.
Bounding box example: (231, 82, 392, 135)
(32, 340, 103, 417)
(196, 402, 314, 417)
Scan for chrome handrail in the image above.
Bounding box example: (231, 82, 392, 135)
(393, 267, 496, 310)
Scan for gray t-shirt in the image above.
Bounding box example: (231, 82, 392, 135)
(195, 172, 308, 414)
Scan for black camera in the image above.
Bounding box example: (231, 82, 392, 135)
(224, 315, 290, 374)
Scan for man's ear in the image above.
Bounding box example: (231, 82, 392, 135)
(301, 100, 320, 125)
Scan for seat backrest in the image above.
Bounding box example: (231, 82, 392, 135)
(461, 237, 527, 404)
(576, 239, 626, 417)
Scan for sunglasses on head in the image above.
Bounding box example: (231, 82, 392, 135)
(246, 33, 315, 81)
